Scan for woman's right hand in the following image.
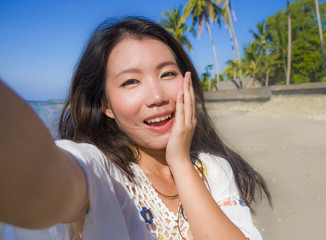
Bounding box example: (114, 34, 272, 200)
(165, 72, 197, 171)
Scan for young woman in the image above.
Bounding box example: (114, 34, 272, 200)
(0, 17, 271, 240)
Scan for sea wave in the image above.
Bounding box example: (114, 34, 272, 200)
(28, 101, 64, 139)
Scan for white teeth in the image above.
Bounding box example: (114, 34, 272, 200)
(146, 114, 171, 124)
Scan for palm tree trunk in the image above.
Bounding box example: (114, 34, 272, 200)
(265, 69, 270, 87)
(206, 20, 220, 90)
(286, 0, 292, 85)
(228, 27, 237, 80)
(315, 0, 326, 77)
(264, 48, 270, 87)
(283, 60, 287, 79)
(226, 0, 243, 87)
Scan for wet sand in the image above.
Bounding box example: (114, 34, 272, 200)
(207, 95, 326, 240)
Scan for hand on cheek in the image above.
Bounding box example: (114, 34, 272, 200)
(166, 72, 197, 170)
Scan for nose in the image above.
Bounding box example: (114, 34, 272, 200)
(144, 79, 168, 108)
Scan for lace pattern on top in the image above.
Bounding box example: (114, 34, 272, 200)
(125, 163, 191, 240)
(124, 160, 242, 240)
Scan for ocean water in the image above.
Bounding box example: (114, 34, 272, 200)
(28, 101, 64, 139)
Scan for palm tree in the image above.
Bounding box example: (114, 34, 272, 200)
(250, 20, 272, 86)
(241, 41, 264, 86)
(315, 0, 326, 77)
(200, 64, 214, 90)
(222, 59, 239, 80)
(286, 0, 292, 85)
(159, 6, 195, 52)
(227, 27, 237, 80)
(267, 14, 288, 82)
(250, 21, 271, 57)
(218, 0, 243, 87)
(263, 55, 278, 87)
(180, 0, 222, 90)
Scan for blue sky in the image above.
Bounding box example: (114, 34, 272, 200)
(0, 0, 320, 100)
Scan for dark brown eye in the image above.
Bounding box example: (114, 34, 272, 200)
(121, 79, 139, 87)
(161, 72, 176, 78)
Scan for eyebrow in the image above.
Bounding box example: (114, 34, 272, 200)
(114, 61, 178, 78)
(115, 68, 141, 78)
(156, 61, 178, 70)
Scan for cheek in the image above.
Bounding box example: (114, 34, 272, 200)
(168, 79, 183, 101)
(109, 91, 142, 123)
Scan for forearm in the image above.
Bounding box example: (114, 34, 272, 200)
(171, 159, 247, 240)
(0, 81, 87, 228)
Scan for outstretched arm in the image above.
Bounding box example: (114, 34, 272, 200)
(166, 72, 248, 240)
(0, 80, 88, 229)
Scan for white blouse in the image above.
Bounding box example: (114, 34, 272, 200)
(0, 140, 262, 240)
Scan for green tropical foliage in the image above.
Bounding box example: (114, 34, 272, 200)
(315, 0, 326, 76)
(230, 0, 326, 85)
(249, 20, 273, 86)
(266, 0, 326, 84)
(181, 0, 222, 36)
(160, 0, 326, 91)
(241, 41, 264, 80)
(201, 64, 217, 90)
(181, 0, 223, 89)
(219, 0, 243, 84)
(159, 6, 195, 52)
(222, 60, 238, 80)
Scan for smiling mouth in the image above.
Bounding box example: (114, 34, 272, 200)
(144, 113, 172, 127)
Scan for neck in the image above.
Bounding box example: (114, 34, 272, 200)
(137, 147, 179, 207)
(137, 147, 172, 177)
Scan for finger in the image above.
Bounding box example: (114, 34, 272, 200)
(184, 72, 195, 120)
(188, 73, 196, 120)
(183, 72, 193, 125)
(183, 71, 190, 91)
(175, 90, 184, 128)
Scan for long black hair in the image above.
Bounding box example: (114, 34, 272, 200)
(59, 17, 271, 209)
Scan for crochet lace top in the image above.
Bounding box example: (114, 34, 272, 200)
(1, 141, 262, 240)
(125, 163, 192, 240)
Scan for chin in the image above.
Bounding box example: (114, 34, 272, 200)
(137, 139, 169, 152)
(145, 142, 168, 151)
(131, 132, 170, 152)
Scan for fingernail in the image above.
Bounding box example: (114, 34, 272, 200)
(186, 72, 190, 84)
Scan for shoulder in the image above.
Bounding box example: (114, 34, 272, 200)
(196, 152, 239, 201)
(197, 152, 232, 174)
(197, 152, 234, 185)
(56, 140, 108, 168)
(55, 140, 137, 239)
(55, 139, 113, 185)
(56, 140, 105, 161)
(197, 153, 263, 239)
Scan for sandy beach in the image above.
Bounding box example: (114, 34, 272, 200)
(207, 95, 326, 240)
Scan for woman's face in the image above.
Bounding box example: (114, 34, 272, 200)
(103, 37, 184, 151)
